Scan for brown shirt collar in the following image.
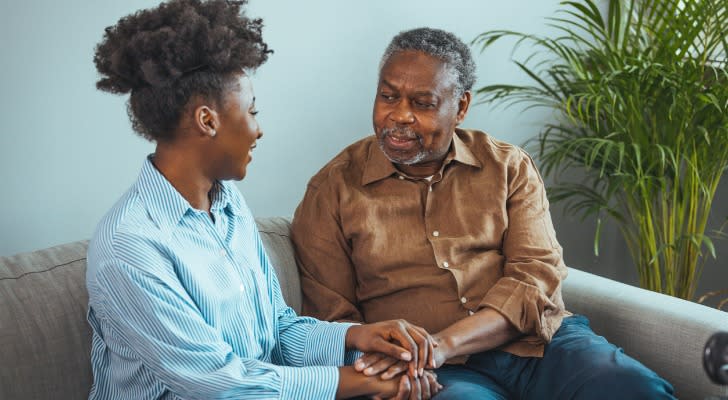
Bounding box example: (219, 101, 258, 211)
(361, 129, 483, 186)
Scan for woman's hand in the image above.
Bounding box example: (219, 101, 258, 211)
(346, 320, 436, 377)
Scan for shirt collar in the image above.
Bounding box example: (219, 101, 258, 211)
(136, 156, 242, 231)
(361, 129, 482, 186)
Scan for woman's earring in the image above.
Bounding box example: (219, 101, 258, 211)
(209, 130, 217, 137)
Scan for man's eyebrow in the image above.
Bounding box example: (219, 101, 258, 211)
(380, 79, 435, 94)
(379, 79, 396, 89)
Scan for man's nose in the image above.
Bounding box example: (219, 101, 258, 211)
(390, 100, 415, 124)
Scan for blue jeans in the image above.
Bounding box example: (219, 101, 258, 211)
(433, 315, 675, 399)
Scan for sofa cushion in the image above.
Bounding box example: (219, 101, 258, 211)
(256, 217, 303, 313)
(0, 240, 92, 400)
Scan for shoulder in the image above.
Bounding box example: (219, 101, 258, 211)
(87, 186, 168, 280)
(306, 136, 375, 190)
(457, 128, 532, 166)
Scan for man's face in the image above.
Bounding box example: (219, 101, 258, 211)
(373, 50, 468, 174)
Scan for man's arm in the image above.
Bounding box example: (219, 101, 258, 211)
(435, 149, 566, 362)
(291, 179, 364, 322)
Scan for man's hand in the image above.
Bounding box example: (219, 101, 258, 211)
(346, 320, 435, 377)
(373, 370, 442, 400)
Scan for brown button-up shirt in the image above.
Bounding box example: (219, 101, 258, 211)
(291, 129, 568, 359)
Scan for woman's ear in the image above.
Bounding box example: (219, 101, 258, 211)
(194, 105, 219, 137)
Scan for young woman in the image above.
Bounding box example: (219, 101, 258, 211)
(86, 1, 439, 398)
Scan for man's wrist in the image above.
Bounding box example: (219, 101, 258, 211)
(433, 333, 455, 364)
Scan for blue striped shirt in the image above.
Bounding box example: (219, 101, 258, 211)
(86, 157, 354, 399)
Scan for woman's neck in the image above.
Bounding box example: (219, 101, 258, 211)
(152, 144, 214, 212)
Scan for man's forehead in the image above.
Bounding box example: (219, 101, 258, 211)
(379, 62, 457, 95)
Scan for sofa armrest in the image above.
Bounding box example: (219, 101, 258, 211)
(563, 267, 728, 400)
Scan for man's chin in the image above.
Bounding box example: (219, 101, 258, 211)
(381, 149, 425, 165)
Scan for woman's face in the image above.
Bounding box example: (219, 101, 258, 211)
(210, 74, 263, 181)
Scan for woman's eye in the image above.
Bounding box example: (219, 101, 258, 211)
(250, 110, 259, 116)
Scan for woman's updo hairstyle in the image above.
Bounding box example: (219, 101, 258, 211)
(94, 0, 271, 141)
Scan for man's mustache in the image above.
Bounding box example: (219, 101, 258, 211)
(381, 127, 420, 140)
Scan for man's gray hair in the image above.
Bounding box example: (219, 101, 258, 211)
(380, 27, 476, 96)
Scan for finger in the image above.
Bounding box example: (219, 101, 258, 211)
(421, 374, 431, 400)
(408, 325, 433, 376)
(420, 327, 437, 369)
(355, 352, 385, 373)
(372, 336, 414, 367)
(403, 325, 426, 377)
(426, 371, 442, 396)
(408, 375, 422, 400)
(366, 356, 401, 378)
(395, 375, 411, 400)
(387, 321, 419, 376)
(381, 361, 408, 380)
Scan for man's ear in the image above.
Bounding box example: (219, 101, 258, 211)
(194, 104, 220, 137)
(455, 91, 472, 125)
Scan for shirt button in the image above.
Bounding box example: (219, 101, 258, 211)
(442, 261, 449, 268)
(432, 230, 440, 237)
(219, 249, 226, 257)
(460, 297, 467, 304)
(398, 175, 405, 180)
(239, 284, 244, 292)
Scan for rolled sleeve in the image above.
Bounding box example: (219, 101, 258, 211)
(480, 150, 567, 341)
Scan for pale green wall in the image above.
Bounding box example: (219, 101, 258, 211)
(0, 0, 725, 302)
(0, 0, 561, 255)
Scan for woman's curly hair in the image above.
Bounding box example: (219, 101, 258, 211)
(94, 0, 271, 141)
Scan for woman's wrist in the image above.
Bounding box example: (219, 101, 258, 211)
(336, 366, 398, 399)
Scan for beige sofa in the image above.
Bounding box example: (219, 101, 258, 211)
(1, 217, 726, 399)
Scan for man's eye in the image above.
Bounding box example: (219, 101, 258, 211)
(380, 93, 396, 101)
(415, 101, 434, 108)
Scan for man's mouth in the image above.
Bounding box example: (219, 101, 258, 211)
(383, 130, 419, 150)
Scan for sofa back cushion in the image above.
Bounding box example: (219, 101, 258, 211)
(256, 217, 303, 313)
(0, 240, 93, 400)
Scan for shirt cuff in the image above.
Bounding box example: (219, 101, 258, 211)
(480, 277, 546, 336)
(304, 322, 358, 366)
(344, 349, 364, 366)
(278, 365, 339, 400)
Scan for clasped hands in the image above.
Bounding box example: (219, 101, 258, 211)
(346, 319, 448, 399)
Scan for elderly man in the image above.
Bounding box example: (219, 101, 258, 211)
(291, 28, 675, 399)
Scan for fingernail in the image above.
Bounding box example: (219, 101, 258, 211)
(364, 367, 373, 375)
(401, 352, 412, 361)
(419, 368, 424, 377)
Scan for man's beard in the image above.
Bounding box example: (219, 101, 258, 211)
(377, 127, 430, 165)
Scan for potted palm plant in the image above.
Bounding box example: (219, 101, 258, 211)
(473, 0, 728, 300)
